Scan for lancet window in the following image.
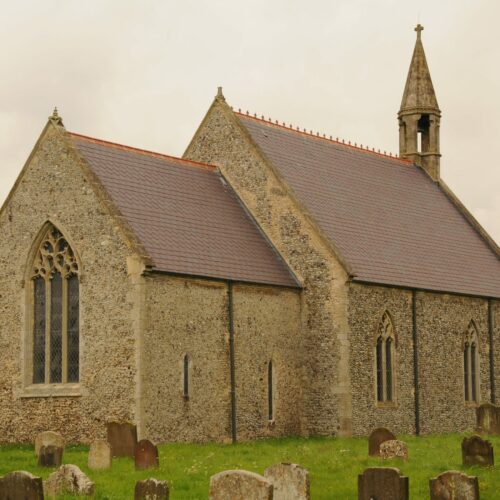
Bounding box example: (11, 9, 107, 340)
(31, 225, 80, 384)
(464, 321, 479, 403)
(375, 312, 395, 403)
(183, 354, 189, 399)
(268, 360, 274, 421)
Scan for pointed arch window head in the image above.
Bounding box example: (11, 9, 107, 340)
(375, 312, 396, 404)
(31, 225, 80, 385)
(464, 321, 479, 403)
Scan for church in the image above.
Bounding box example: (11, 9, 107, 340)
(0, 26, 498, 444)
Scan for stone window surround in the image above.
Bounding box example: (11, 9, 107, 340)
(20, 221, 83, 398)
(374, 311, 397, 408)
(463, 320, 480, 406)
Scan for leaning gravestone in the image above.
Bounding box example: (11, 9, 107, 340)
(368, 427, 396, 456)
(44, 464, 95, 497)
(135, 478, 169, 500)
(380, 440, 409, 461)
(462, 435, 494, 466)
(358, 467, 409, 500)
(476, 403, 500, 434)
(135, 439, 159, 470)
(430, 470, 479, 500)
(0, 471, 44, 500)
(264, 463, 310, 500)
(106, 421, 137, 457)
(34, 431, 64, 457)
(88, 440, 112, 470)
(38, 445, 63, 467)
(209, 470, 273, 500)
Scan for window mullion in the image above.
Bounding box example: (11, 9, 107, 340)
(62, 277, 68, 384)
(468, 344, 473, 401)
(381, 338, 387, 402)
(44, 277, 51, 384)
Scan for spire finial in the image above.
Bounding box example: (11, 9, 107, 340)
(49, 106, 64, 126)
(216, 86, 225, 102)
(415, 24, 424, 39)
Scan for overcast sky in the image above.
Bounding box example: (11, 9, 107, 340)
(1, 0, 499, 242)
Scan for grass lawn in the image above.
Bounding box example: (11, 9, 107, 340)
(0, 434, 499, 499)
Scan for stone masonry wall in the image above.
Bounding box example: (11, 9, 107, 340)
(0, 123, 140, 443)
(141, 275, 302, 443)
(184, 99, 352, 436)
(349, 282, 495, 435)
(494, 300, 500, 404)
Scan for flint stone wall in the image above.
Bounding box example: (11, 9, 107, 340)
(0, 124, 139, 443)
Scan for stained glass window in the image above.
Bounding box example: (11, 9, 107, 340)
(376, 312, 395, 403)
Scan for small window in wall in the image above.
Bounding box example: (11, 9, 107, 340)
(375, 311, 396, 403)
(268, 360, 274, 421)
(183, 354, 189, 400)
(464, 321, 480, 403)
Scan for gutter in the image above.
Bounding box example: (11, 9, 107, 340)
(228, 281, 237, 443)
(412, 290, 420, 435)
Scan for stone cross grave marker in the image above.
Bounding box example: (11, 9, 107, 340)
(88, 440, 112, 470)
(38, 445, 63, 467)
(106, 421, 137, 457)
(34, 430, 64, 457)
(44, 464, 95, 497)
(430, 470, 479, 500)
(358, 467, 409, 500)
(135, 439, 159, 470)
(462, 435, 494, 466)
(476, 403, 500, 434)
(264, 462, 310, 500)
(135, 478, 170, 500)
(368, 427, 396, 456)
(0, 471, 44, 500)
(209, 470, 274, 500)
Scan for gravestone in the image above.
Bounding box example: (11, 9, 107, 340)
(106, 421, 137, 457)
(462, 435, 494, 466)
(34, 431, 64, 457)
(209, 470, 273, 500)
(358, 467, 409, 500)
(38, 445, 63, 467)
(380, 440, 409, 461)
(476, 403, 500, 434)
(135, 439, 159, 470)
(88, 440, 112, 470)
(264, 463, 310, 500)
(44, 464, 95, 497)
(368, 427, 396, 456)
(0, 471, 44, 500)
(135, 478, 169, 500)
(430, 470, 479, 500)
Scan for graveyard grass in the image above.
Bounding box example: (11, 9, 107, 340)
(1, 434, 499, 499)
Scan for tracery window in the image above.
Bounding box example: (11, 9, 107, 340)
(375, 312, 395, 403)
(31, 225, 79, 384)
(464, 321, 479, 403)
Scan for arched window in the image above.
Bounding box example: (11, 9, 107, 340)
(31, 225, 79, 384)
(268, 360, 274, 421)
(183, 354, 189, 399)
(375, 312, 395, 403)
(464, 321, 479, 403)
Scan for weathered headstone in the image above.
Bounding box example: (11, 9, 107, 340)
(209, 470, 273, 500)
(135, 439, 159, 470)
(34, 431, 64, 457)
(358, 467, 409, 500)
(476, 403, 500, 434)
(380, 440, 409, 461)
(38, 445, 63, 467)
(368, 427, 396, 456)
(264, 463, 310, 500)
(106, 421, 137, 457)
(88, 440, 112, 470)
(0, 471, 44, 500)
(462, 435, 494, 466)
(135, 478, 169, 500)
(44, 464, 95, 497)
(430, 470, 479, 500)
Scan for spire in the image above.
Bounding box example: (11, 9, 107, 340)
(400, 24, 440, 114)
(398, 25, 441, 181)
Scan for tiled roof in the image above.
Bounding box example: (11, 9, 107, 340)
(237, 113, 500, 298)
(70, 133, 298, 288)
